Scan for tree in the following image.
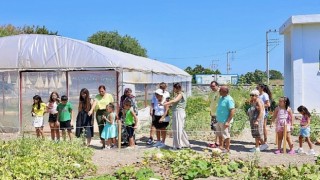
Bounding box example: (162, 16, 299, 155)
(87, 31, 147, 57)
(0, 24, 58, 37)
(238, 69, 267, 84)
(269, 70, 283, 80)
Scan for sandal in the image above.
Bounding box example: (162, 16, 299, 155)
(208, 143, 219, 148)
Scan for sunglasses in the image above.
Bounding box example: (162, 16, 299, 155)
(250, 94, 255, 97)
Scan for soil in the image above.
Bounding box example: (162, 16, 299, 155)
(90, 126, 320, 178)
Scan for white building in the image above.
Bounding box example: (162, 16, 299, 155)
(280, 14, 320, 113)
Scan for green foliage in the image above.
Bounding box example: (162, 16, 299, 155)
(87, 31, 147, 57)
(238, 69, 267, 85)
(0, 138, 96, 179)
(231, 109, 249, 136)
(292, 113, 320, 142)
(269, 70, 283, 80)
(0, 24, 58, 37)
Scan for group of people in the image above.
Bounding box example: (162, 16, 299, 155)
(208, 81, 316, 155)
(31, 82, 190, 151)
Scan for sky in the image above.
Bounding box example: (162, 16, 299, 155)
(1, 0, 320, 75)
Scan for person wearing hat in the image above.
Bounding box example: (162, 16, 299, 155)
(247, 89, 269, 152)
(147, 82, 170, 145)
(152, 89, 170, 148)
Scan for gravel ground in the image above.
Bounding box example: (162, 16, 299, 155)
(91, 126, 320, 177)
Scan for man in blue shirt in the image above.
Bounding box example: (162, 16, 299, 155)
(216, 86, 235, 153)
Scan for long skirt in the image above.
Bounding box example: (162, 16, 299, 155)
(76, 110, 94, 138)
(172, 108, 190, 149)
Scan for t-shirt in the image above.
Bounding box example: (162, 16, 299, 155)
(94, 93, 114, 111)
(154, 102, 165, 116)
(209, 89, 220, 116)
(216, 95, 235, 123)
(259, 92, 269, 107)
(47, 101, 58, 114)
(151, 90, 170, 108)
(124, 109, 134, 126)
(57, 102, 73, 122)
(32, 103, 47, 116)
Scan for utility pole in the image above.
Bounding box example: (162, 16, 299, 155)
(266, 29, 280, 84)
(226, 51, 236, 74)
(211, 59, 219, 81)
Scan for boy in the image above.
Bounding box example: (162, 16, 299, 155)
(57, 95, 73, 141)
(123, 100, 139, 148)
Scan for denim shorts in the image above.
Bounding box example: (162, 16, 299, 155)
(300, 127, 310, 138)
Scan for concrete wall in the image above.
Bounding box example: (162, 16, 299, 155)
(283, 24, 320, 112)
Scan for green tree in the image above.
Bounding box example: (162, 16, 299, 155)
(269, 70, 283, 80)
(0, 24, 58, 37)
(238, 69, 267, 84)
(87, 31, 147, 57)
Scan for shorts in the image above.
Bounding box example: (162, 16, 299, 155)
(33, 116, 44, 128)
(126, 125, 135, 138)
(215, 122, 231, 139)
(153, 115, 169, 129)
(276, 123, 291, 132)
(300, 127, 310, 138)
(48, 114, 58, 122)
(211, 116, 217, 131)
(60, 120, 72, 130)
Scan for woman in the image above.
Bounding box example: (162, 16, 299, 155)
(76, 88, 94, 146)
(88, 85, 114, 149)
(164, 83, 190, 150)
(257, 84, 272, 143)
(47, 92, 60, 141)
(248, 90, 268, 152)
(119, 88, 138, 120)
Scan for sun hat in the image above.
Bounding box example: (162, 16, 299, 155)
(250, 89, 259, 96)
(155, 89, 164, 96)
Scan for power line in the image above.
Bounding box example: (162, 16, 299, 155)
(227, 51, 236, 74)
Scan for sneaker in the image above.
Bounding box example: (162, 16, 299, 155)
(157, 142, 166, 148)
(249, 147, 260, 152)
(169, 147, 181, 151)
(274, 149, 281, 154)
(296, 148, 305, 154)
(288, 149, 295, 155)
(126, 146, 135, 149)
(307, 149, 316, 155)
(146, 138, 154, 145)
(153, 141, 162, 147)
(105, 146, 111, 149)
(222, 149, 230, 154)
(260, 144, 269, 151)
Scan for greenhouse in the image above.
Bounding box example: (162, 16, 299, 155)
(0, 34, 191, 133)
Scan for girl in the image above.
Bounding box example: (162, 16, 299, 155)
(152, 89, 170, 148)
(119, 88, 138, 120)
(32, 95, 46, 138)
(271, 97, 294, 154)
(296, 105, 315, 155)
(257, 84, 272, 143)
(47, 92, 60, 141)
(101, 103, 118, 149)
(123, 100, 139, 148)
(76, 88, 94, 146)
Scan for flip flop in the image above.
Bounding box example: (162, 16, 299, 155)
(208, 143, 219, 148)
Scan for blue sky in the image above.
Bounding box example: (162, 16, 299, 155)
(1, 0, 320, 75)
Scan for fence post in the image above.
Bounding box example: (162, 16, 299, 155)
(118, 120, 122, 149)
(283, 122, 287, 154)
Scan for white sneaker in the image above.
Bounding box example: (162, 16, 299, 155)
(296, 148, 305, 154)
(153, 141, 162, 147)
(260, 144, 269, 151)
(307, 149, 316, 155)
(157, 142, 166, 148)
(250, 147, 260, 152)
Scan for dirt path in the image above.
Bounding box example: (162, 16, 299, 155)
(91, 127, 320, 176)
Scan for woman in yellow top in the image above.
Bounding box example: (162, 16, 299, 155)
(89, 85, 114, 149)
(31, 95, 47, 138)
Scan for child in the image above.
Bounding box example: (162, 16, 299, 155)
(57, 95, 73, 141)
(47, 91, 60, 141)
(271, 97, 294, 154)
(123, 100, 139, 148)
(32, 95, 46, 138)
(296, 105, 315, 155)
(101, 103, 118, 149)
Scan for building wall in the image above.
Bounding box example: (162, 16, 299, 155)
(284, 24, 320, 113)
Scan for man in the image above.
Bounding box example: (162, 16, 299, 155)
(147, 82, 170, 145)
(216, 86, 235, 153)
(208, 81, 220, 148)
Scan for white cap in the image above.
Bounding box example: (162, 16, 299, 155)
(250, 89, 259, 96)
(155, 89, 164, 96)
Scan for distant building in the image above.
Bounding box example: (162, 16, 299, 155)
(280, 14, 320, 113)
(195, 74, 238, 85)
